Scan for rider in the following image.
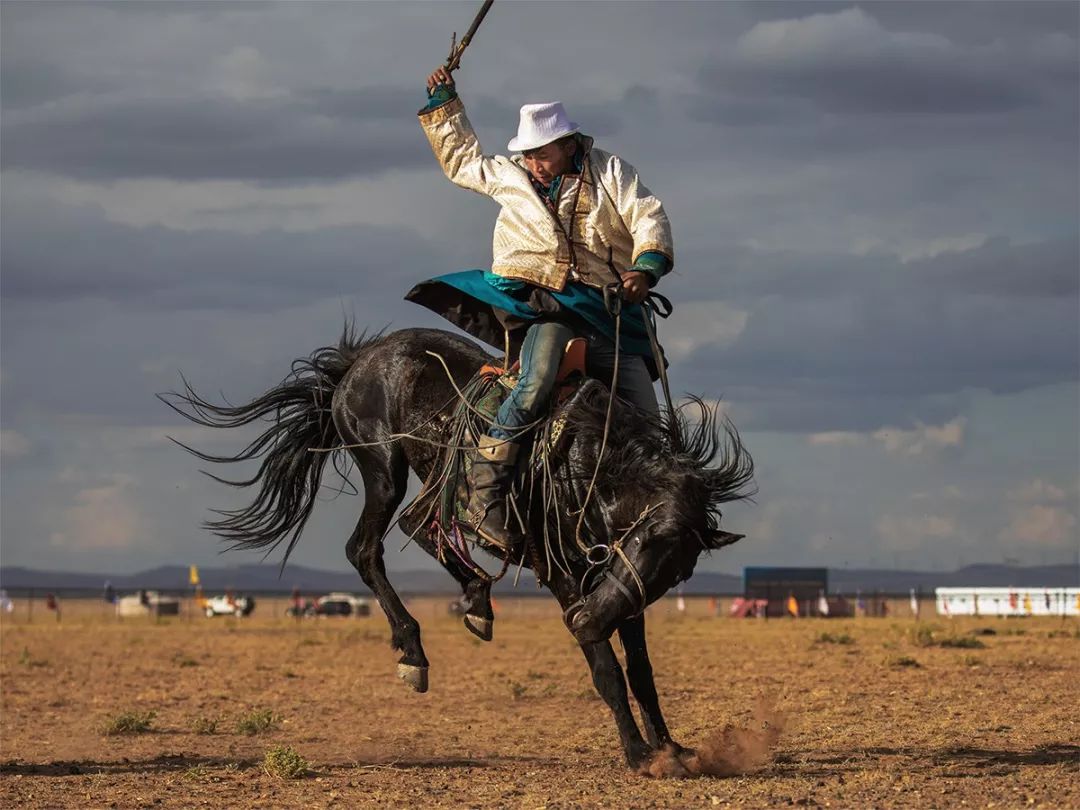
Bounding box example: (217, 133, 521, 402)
(406, 66, 675, 552)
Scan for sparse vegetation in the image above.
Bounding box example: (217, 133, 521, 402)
(183, 765, 209, 781)
(18, 647, 48, 668)
(509, 681, 528, 700)
(236, 708, 281, 735)
(911, 625, 937, 648)
(103, 710, 156, 735)
(191, 716, 220, 735)
(1047, 627, 1079, 639)
(815, 631, 855, 645)
(890, 655, 922, 668)
(263, 746, 308, 779)
(938, 636, 985, 649)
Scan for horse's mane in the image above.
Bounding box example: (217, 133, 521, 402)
(563, 381, 756, 531)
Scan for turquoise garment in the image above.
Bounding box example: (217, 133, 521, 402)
(430, 270, 655, 359)
(422, 82, 457, 111)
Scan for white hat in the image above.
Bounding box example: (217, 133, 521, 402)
(507, 102, 580, 152)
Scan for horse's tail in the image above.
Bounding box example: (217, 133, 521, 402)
(159, 324, 381, 568)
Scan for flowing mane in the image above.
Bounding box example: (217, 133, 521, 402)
(562, 380, 757, 533)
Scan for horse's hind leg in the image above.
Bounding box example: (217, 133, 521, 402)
(399, 509, 495, 641)
(345, 445, 430, 692)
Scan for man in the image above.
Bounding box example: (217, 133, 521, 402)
(406, 66, 675, 551)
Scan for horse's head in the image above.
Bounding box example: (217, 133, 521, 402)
(554, 386, 755, 644)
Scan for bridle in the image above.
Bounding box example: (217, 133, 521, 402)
(575, 502, 660, 618)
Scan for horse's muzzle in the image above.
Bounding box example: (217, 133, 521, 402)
(563, 595, 621, 644)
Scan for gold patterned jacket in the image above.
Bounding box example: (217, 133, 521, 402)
(418, 96, 674, 292)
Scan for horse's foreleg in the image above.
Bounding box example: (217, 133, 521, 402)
(399, 513, 494, 642)
(618, 615, 683, 751)
(346, 447, 430, 692)
(580, 640, 653, 769)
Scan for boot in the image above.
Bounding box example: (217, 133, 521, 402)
(466, 435, 521, 552)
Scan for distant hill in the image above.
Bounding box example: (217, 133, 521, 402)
(1, 562, 1074, 596)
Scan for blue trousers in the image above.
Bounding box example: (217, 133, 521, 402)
(489, 321, 659, 441)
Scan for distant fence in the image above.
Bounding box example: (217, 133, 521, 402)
(3, 586, 1076, 624)
(936, 587, 1079, 617)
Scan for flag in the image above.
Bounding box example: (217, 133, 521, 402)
(189, 565, 200, 586)
(817, 591, 829, 617)
(909, 588, 919, 617)
(786, 594, 799, 618)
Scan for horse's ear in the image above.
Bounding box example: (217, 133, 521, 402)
(705, 529, 744, 549)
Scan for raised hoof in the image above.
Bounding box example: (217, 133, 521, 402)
(396, 663, 429, 693)
(463, 614, 493, 642)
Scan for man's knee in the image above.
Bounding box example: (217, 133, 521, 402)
(515, 356, 560, 411)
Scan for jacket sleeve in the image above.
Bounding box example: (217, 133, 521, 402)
(418, 96, 503, 198)
(606, 154, 675, 273)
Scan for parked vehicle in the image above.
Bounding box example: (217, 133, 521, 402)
(313, 592, 371, 617)
(203, 594, 255, 617)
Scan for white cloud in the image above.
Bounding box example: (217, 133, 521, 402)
(1008, 478, 1068, 504)
(662, 301, 749, 361)
(877, 513, 957, 550)
(852, 233, 990, 263)
(806, 418, 966, 457)
(0, 430, 32, 459)
(807, 430, 865, 447)
(46, 473, 146, 550)
(872, 417, 966, 457)
(999, 504, 1077, 547)
(734, 7, 952, 67)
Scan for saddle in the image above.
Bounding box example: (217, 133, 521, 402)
(399, 338, 592, 581)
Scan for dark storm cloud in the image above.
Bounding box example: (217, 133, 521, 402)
(681, 237, 1079, 301)
(695, 7, 1076, 118)
(0, 89, 428, 181)
(0, 86, 627, 181)
(0, 193, 442, 310)
(741, 2, 1080, 46)
(670, 236, 1079, 432)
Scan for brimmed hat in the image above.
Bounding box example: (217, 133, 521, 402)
(507, 102, 579, 152)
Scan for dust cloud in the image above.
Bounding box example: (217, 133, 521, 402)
(641, 696, 785, 779)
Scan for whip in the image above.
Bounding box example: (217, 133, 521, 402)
(444, 0, 495, 74)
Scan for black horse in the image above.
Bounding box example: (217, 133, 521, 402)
(164, 327, 754, 769)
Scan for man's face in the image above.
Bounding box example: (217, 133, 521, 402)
(522, 139, 577, 186)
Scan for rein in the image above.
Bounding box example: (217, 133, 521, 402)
(577, 502, 660, 616)
(569, 280, 674, 615)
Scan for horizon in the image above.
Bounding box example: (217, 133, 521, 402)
(2, 2, 1078, 576)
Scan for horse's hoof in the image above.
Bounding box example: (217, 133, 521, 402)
(396, 663, 429, 693)
(464, 614, 493, 642)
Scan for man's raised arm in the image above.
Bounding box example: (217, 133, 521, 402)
(418, 68, 501, 197)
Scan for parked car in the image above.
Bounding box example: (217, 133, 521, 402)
(203, 594, 255, 618)
(313, 593, 371, 617)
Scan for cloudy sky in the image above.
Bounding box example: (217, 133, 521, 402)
(2, 1, 1077, 581)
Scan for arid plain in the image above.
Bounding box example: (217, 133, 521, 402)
(2, 597, 1077, 808)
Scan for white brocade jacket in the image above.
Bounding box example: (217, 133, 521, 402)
(419, 96, 674, 292)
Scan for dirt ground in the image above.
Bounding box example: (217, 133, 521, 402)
(1, 596, 1077, 808)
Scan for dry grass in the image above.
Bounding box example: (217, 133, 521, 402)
(262, 746, 308, 779)
(2, 597, 1077, 808)
(101, 710, 156, 736)
(235, 708, 280, 736)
